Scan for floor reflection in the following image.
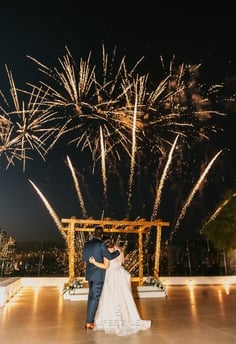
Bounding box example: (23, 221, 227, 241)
(0, 284, 236, 343)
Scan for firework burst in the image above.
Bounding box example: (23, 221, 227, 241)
(26, 46, 144, 168)
(27, 48, 227, 163)
(0, 66, 59, 170)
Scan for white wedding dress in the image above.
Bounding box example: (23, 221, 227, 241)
(94, 250, 152, 336)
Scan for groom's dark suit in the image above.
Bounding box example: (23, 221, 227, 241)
(82, 228, 120, 327)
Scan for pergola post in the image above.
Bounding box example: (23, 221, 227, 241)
(138, 230, 144, 285)
(67, 217, 75, 282)
(154, 224, 162, 279)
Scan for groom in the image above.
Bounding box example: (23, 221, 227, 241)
(82, 226, 120, 329)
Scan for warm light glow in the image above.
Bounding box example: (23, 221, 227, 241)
(187, 279, 195, 287)
(217, 289, 224, 309)
(187, 282, 197, 321)
(32, 286, 41, 314)
(223, 280, 230, 295)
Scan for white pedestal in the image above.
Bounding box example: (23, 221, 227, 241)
(63, 285, 167, 301)
(0, 277, 22, 307)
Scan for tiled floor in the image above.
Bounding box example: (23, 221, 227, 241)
(1, 283, 236, 343)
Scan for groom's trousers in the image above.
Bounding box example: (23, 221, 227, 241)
(86, 280, 104, 323)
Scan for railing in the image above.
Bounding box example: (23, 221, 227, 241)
(0, 277, 22, 307)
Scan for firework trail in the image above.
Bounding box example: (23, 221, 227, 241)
(151, 134, 179, 221)
(99, 126, 108, 203)
(203, 192, 236, 226)
(127, 94, 138, 212)
(170, 149, 223, 239)
(66, 156, 88, 218)
(28, 179, 67, 241)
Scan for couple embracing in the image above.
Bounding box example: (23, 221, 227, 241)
(82, 226, 152, 336)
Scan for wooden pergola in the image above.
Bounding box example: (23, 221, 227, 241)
(61, 217, 169, 285)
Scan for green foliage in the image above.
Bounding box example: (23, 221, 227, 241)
(202, 191, 236, 250)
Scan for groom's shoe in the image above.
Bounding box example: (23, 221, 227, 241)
(85, 323, 95, 330)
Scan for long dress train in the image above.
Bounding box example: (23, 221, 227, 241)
(94, 250, 152, 336)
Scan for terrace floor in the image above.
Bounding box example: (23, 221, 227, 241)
(0, 282, 236, 344)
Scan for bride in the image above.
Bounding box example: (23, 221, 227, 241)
(89, 242, 152, 336)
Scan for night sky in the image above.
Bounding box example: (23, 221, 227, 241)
(0, 1, 235, 242)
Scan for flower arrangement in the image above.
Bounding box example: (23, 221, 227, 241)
(63, 278, 84, 295)
(144, 276, 166, 291)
